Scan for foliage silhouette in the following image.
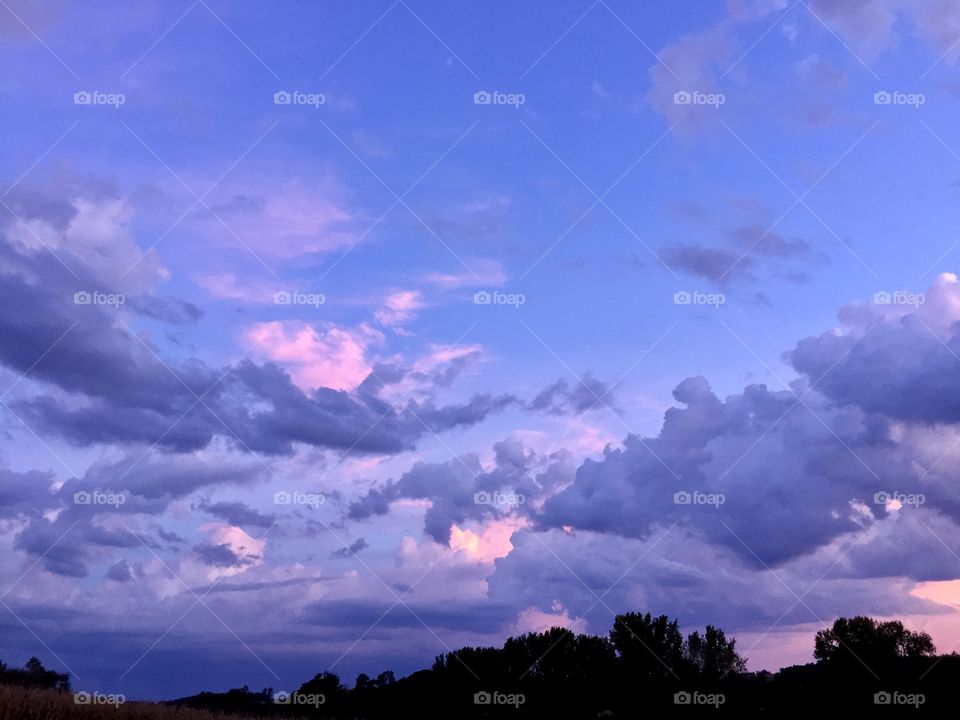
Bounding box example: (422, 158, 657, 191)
(4, 614, 958, 717)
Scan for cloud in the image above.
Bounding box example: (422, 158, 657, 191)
(200, 180, 356, 259)
(528, 373, 620, 416)
(331, 537, 368, 558)
(659, 243, 749, 283)
(660, 225, 820, 285)
(348, 438, 572, 545)
(193, 542, 249, 567)
(375, 290, 425, 328)
(196, 500, 276, 529)
(424, 258, 508, 290)
(195, 272, 284, 303)
(243, 321, 380, 392)
(0, 214, 512, 456)
(788, 272, 960, 424)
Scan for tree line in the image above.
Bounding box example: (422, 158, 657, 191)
(2, 613, 954, 716)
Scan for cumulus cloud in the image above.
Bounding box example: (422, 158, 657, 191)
(789, 272, 960, 424)
(348, 438, 572, 545)
(531, 276, 960, 574)
(0, 219, 515, 456)
(243, 321, 380, 392)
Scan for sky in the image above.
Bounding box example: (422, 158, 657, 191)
(3, 0, 960, 701)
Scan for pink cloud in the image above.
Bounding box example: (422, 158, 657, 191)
(243, 321, 380, 392)
(511, 601, 588, 635)
(449, 517, 528, 563)
(375, 290, 426, 328)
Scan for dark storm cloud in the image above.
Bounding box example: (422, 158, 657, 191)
(196, 500, 276, 529)
(300, 597, 515, 633)
(0, 468, 57, 518)
(533, 372, 960, 570)
(487, 526, 943, 634)
(528, 373, 619, 416)
(348, 438, 574, 545)
(659, 243, 747, 282)
(0, 237, 516, 456)
(193, 542, 254, 568)
(788, 278, 960, 424)
(5, 454, 270, 577)
(331, 537, 368, 558)
(106, 559, 141, 582)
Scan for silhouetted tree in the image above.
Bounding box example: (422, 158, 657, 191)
(684, 625, 747, 678)
(814, 616, 935, 666)
(610, 612, 683, 680)
(374, 670, 395, 686)
(0, 657, 69, 691)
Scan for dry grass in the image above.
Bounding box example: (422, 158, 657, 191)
(0, 685, 269, 720)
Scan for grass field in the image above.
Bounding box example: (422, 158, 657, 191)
(0, 685, 277, 720)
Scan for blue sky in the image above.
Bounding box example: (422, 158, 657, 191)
(4, 0, 960, 701)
